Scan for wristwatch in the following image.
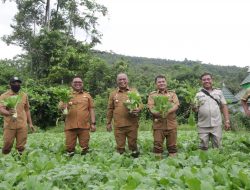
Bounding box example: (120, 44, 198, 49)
(91, 122, 96, 125)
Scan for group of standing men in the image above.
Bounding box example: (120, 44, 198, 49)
(1, 72, 249, 157)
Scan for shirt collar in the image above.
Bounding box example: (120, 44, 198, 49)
(117, 86, 130, 92)
(202, 88, 214, 93)
(157, 89, 168, 94)
(73, 90, 83, 94)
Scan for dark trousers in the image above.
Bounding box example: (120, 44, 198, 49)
(153, 128, 177, 153)
(114, 125, 138, 153)
(2, 127, 28, 154)
(65, 128, 90, 152)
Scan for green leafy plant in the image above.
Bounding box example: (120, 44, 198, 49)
(179, 83, 199, 126)
(0, 130, 250, 189)
(151, 95, 172, 118)
(0, 94, 22, 118)
(124, 91, 142, 112)
(188, 109, 196, 127)
(52, 87, 72, 103)
(51, 87, 72, 115)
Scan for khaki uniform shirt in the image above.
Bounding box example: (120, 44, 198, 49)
(147, 90, 179, 130)
(106, 87, 141, 128)
(0, 90, 29, 129)
(65, 91, 94, 130)
(195, 88, 227, 128)
(241, 89, 250, 101)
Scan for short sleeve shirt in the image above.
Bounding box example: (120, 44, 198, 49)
(147, 90, 179, 130)
(195, 88, 227, 127)
(0, 90, 29, 129)
(65, 91, 94, 130)
(241, 89, 250, 102)
(106, 87, 140, 128)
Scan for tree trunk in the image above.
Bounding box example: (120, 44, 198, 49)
(45, 0, 50, 30)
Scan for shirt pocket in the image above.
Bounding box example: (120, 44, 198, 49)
(114, 96, 127, 108)
(197, 95, 206, 106)
(77, 96, 89, 110)
(166, 94, 174, 103)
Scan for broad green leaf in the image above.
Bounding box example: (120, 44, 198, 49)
(186, 178, 201, 190)
(151, 95, 172, 118)
(123, 91, 142, 111)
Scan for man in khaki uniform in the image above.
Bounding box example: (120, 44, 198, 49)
(241, 88, 250, 116)
(148, 75, 179, 157)
(106, 73, 142, 157)
(0, 77, 34, 154)
(194, 73, 230, 150)
(59, 77, 96, 156)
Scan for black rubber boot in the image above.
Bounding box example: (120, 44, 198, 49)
(131, 151, 140, 158)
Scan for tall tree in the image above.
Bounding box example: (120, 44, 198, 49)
(45, 0, 50, 30)
(2, 0, 107, 80)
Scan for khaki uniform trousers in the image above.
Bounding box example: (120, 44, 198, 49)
(2, 127, 28, 154)
(153, 128, 177, 154)
(198, 125, 222, 150)
(114, 125, 138, 154)
(65, 128, 90, 153)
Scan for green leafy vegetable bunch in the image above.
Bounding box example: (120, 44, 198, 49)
(1, 94, 22, 118)
(52, 87, 72, 115)
(179, 83, 199, 126)
(52, 87, 72, 103)
(1, 95, 22, 109)
(124, 91, 142, 111)
(151, 95, 172, 118)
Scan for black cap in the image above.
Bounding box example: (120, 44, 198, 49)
(10, 77, 22, 84)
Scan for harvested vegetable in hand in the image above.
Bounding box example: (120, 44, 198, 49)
(151, 95, 172, 118)
(124, 91, 142, 112)
(1, 94, 22, 118)
(188, 110, 196, 127)
(53, 88, 72, 103)
(179, 83, 198, 126)
(52, 87, 72, 115)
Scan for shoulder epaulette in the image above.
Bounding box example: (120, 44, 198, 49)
(83, 91, 90, 94)
(128, 87, 137, 92)
(168, 89, 176, 93)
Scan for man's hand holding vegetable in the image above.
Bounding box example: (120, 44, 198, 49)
(124, 91, 143, 116)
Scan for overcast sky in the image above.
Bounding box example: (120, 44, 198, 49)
(1, 0, 250, 67)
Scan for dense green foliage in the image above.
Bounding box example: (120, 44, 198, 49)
(0, 54, 249, 129)
(2, 0, 107, 83)
(0, 129, 250, 189)
(95, 51, 247, 94)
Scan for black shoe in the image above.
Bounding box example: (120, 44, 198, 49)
(81, 149, 89, 155)
(131, 151, 140, 158)
(17, 151, 23, 156)
(66, 152, 75, 157)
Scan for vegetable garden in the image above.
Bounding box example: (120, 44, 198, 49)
(0, 128, 250, 190)
(0, 0, 250, 188)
